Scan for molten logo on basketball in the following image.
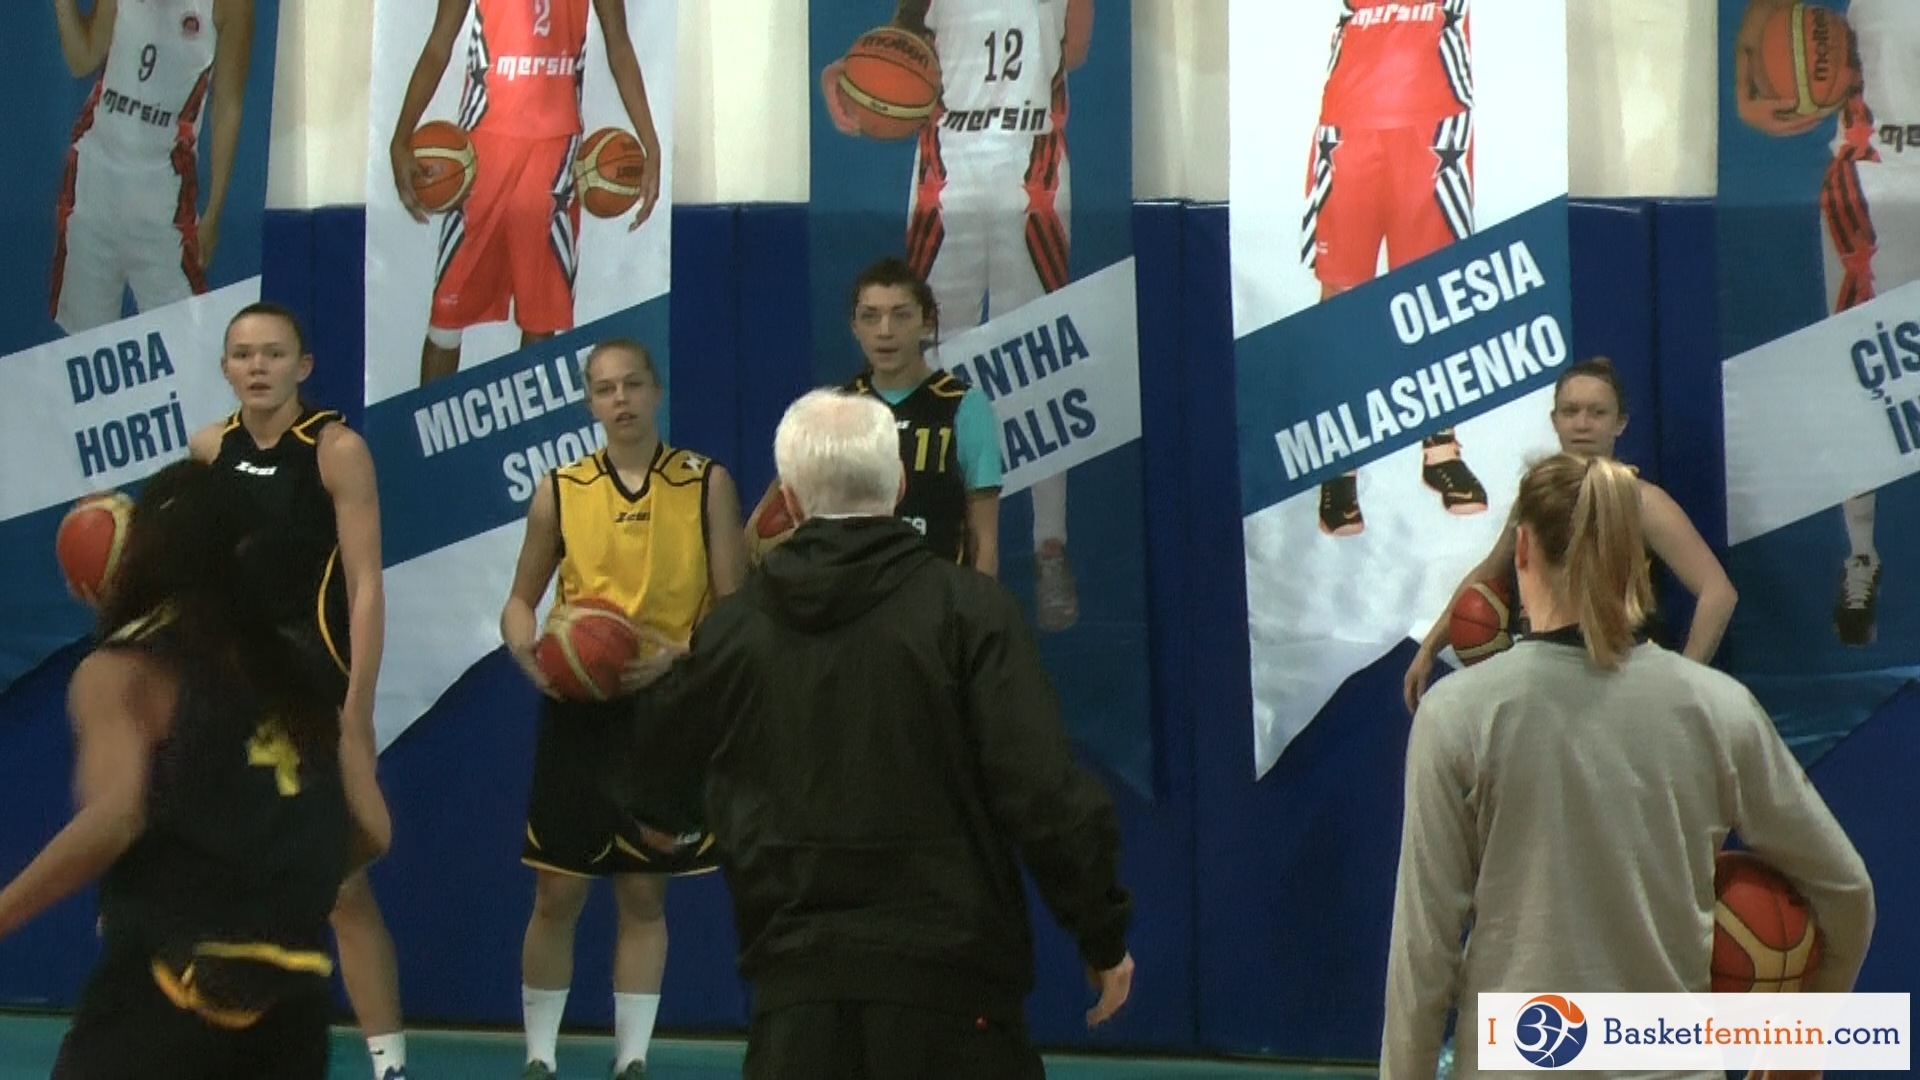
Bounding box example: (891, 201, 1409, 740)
(1514, 995, 1589, 1068)
(1808, 9, 1833, 86)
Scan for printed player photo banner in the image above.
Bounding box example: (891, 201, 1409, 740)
(807, 0, 1153, 794)
(1718, 0, 1920, 764)
(1231, 0, 1572, 778)
(361, 0, 675, 748)
(0, 0, 283, 690)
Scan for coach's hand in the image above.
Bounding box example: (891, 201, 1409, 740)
(819, 62, 861, 136)
(1085, 952, 1134, 1027)
(390, 140, 429, 223)
(1403, 647, 1437, 714)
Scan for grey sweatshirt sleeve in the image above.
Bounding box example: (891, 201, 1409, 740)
(1727, 695, 1876, 993)
(1380, 700, 1477, 1080)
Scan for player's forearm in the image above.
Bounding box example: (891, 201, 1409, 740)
(605, 44, 660, 155)
(501, 599, 540, 652)
(203, 98, 245, 224)
(1679, 581, 1737, 664)
(393, 47, 455, 147)
(339, 721, 392, 871)
(0, 803, 141, 939)
(970, 527, 999, 579)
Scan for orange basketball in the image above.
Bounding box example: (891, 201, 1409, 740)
(1713, 851, 1824, 992)
(1758, 3, 1854, 117)
(573, 128, 648, 219)
(534, 597, 642, 702)
(56, 490, 133, 608)
(409, 120, 476, 214)
(744, 481, 797, 567)
(1447, 577, 1514, 666)
(838, 26, 942, 140)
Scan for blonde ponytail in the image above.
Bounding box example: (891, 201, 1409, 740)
(1513, 454, 1653, 669)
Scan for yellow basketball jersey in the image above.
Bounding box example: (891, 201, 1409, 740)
(553, 445, 714, 642)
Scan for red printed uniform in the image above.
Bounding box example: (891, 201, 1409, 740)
(1302, 0, 1473, 291)
(431, 0, 588, 336)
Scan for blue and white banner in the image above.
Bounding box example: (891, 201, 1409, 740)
(1230, 0, 1571, 777)
(362, 0, 674, 748)
(808, 0, 1153, 794)
(0, 0, 282, 689)
(1717, 0, 1920, 763)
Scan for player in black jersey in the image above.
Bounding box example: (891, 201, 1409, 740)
(746, 258, 1003, 575)
(0, 459, 390, 1080)
(184, 302, 412, 1080)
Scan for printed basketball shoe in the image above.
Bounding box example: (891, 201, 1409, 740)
(1319, 473, 1363, 536)
(612, 1061, 650, 1080)
(1420, 433, 1488, 514)
(1834, 552, 1880, 646)
(521, 1063, 557, 1080)
(1035, 539, 1080, 632)
(380, 1069, 408, 1080)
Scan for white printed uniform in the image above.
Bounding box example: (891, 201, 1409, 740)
(907, 0, 1071, 335)
(1821, 0, 1920, 314)
(54, 0, 217, 334)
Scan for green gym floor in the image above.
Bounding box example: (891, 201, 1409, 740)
(0, 1014, 1375, 1078)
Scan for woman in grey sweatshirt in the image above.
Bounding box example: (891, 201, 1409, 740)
(1381, 453, 1876, 1079)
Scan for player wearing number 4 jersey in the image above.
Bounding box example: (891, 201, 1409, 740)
(822, 0, 1088, 631)
(1303, 0, 1489, 538)
(1737, 0, 1916, 646)
(390, 0, 662, 387)
(50, 0, 254, 334)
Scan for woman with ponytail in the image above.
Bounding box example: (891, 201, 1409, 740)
(1379, 453, 1876, 1080)
(1404, 357, 1739, 712)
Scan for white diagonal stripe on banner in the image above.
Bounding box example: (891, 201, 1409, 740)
(1724, 279, 1920, 545)
(0, 282, 257, 522)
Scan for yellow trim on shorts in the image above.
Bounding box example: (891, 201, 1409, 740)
(150, 962, 265, 1031)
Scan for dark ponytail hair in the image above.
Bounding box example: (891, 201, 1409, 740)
(97, 460, 339, 760)
(1512, 453, 1652, 669)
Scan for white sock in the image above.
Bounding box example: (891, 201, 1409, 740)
(368, 1033, 406, 1078)
(613, 992, 662, 1070)
(1843, 493, 1877, 559)
(1032, 473, 1068, 548)
(523, 986, 570, 1068)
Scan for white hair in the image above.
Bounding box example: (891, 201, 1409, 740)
(773, 389, 902, 518)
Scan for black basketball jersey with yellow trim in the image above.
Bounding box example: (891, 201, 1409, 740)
(97, 606, 347, 1013)
(848, 371, 969, 564)
(212, 407, 350, 694)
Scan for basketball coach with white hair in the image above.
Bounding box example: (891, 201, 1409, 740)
(616, 388, 1135, 1079)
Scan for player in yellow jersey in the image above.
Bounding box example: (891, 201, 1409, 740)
(498, 339, 747, 1080)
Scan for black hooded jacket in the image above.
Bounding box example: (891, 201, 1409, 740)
(627, 516, 1131, 1020)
